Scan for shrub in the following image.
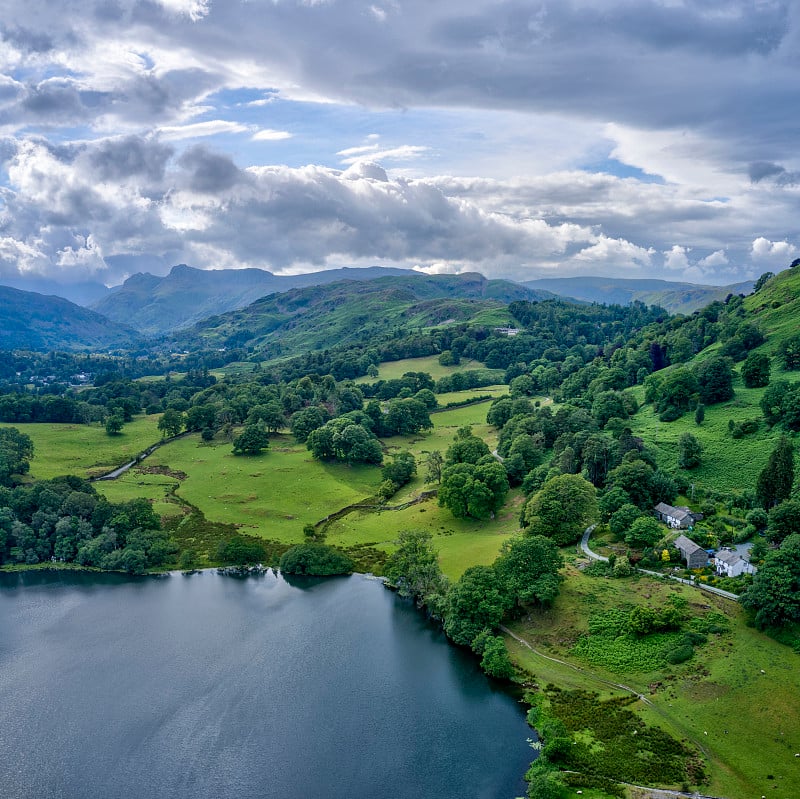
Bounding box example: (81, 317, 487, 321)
(278, 543, 355, 575)
(665, 644, 694, 664)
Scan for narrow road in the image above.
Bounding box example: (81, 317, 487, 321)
(579, 524, 739, 601)
(90, 431, 191, 482)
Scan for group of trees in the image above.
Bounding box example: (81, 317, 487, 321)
(384, 529, 563, 678)
(438, 427, 509, 520)
(0, 477, 176, 573)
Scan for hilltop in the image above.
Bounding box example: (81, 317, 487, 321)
(523, 275, 753, 314)
(92, 264, 414, 335)
(167, 272, 555, 359)
(0, 285, 140, 352)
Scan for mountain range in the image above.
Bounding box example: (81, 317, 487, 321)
(0, 285, 140, 352)
(522, 276, 754, 315)
(0, 264, 762, 353)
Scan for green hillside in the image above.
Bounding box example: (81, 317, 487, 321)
(524, 275, 753, 314)
(91, 264, 413, 335)
(0, 285, 140, 352)
(168, 272, 551, 359)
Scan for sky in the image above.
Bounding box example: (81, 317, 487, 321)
(1, 0, 799, 291)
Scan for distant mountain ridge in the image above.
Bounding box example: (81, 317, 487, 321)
(92, 264, 414, 335)
(167, 272, 556, 358)
(0, 285, 140, 352)
(521, 276, 754, 314)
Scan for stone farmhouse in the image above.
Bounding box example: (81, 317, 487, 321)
(674, 534, 709, 569)
(654, 502, 703, 529)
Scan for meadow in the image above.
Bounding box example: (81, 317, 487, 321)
(629, 368, 800, 494)
(506, 558, 800, 799)
(137, 433, 381, 544)
(1, 415, 163, 480)
(353, 354, 493, 383)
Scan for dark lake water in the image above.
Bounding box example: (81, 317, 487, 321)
(0, 570, 533, 799)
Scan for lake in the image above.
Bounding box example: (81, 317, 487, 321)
(0, 570, 533, 799)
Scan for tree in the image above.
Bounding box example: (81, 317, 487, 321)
(290, 406, 326, 443)
(625, 516, 663, 549)
(423, 450, 444, 484)
(606, 459, 655, 509)
(741, 534, 800, 629)
(766, 499, 800, 545)
(756, 436, 794, 509)
(741, 352, 771, 388)
(753, 271, 774, 293)
(494, 535, 564, 608)
(523, 473, 598, 546)
(445, 426, 491, 465)
(0, 428, 34, 488)
(677, 432, 703, 469)
(443, 565, 510, 646)
(694, 403, 705, 425)
(384, 530, 448, 608)
(780, 335, 800, 371)
(105, 414, 124, 436)
(232, 423, 270, 455)
(439, 460, 509, 520)
(479, 636, 515, 679)
(381, 451, 416, 489)
(278, 543, 354, 575)
(247, 401, 285, 432)
(609, 503, 642, 538)
(158, 408, 185, 438)
(696, 357, 734, 405)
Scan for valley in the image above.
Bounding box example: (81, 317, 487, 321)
(2, 266, 800, 799)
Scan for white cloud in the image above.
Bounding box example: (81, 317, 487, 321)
(663, 245, 691, 271)
(154, 0, 211, 22)
(251, 128, 293, 141)
(751, 236, 798, 263)
(157, 120, 250, 140)
(698, 249, 728, 268)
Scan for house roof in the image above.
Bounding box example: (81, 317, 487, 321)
(674, 534, 704, 554)
(655, 502, 694, 521)
(715, 549, 743, 566)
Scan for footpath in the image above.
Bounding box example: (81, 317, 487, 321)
(579, 525, 740, 602)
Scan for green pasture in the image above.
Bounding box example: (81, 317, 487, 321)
(353, 355, 490, 383)
(435, 384, 509, 404)
(1, 415, 163, 480)
(324, 491, 523, 580)
(506, 561, 800, 798)
(630, 373, 800, 494)
(141, 433, 381, 543)
(94, 471, 183, 520)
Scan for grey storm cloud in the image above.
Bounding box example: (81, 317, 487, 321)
(0, 0, 799, 287)
(178, 145, 241, 193)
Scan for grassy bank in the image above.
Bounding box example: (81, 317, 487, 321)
(506, 556, 800, 799)
(1, 415, 163, 480)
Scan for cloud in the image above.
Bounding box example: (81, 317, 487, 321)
(158, 120, 251, 140)
(251, 128, 292, 141)
(751, 237, 798, 264)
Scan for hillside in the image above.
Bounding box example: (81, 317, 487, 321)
(168, 272, 554, 358)
(523, 275, 753, 314)
(0, 285, 140, 352)
(92, 264, 414, 335)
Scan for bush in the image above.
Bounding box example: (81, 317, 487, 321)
(665, 644, 694, 664)
(278, 543, 355, 576)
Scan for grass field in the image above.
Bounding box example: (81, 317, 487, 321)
(1, 415, 163, 480)
(629, 371, 800, 494)
(506, 558, 800, 798)
(139, 433, 381, 543)
(353, 355, 493, 383)
(94, 471, 184, 519)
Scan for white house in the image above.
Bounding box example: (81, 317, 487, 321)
(655, 502, 703, 530)
(714, 548, 757, 578)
